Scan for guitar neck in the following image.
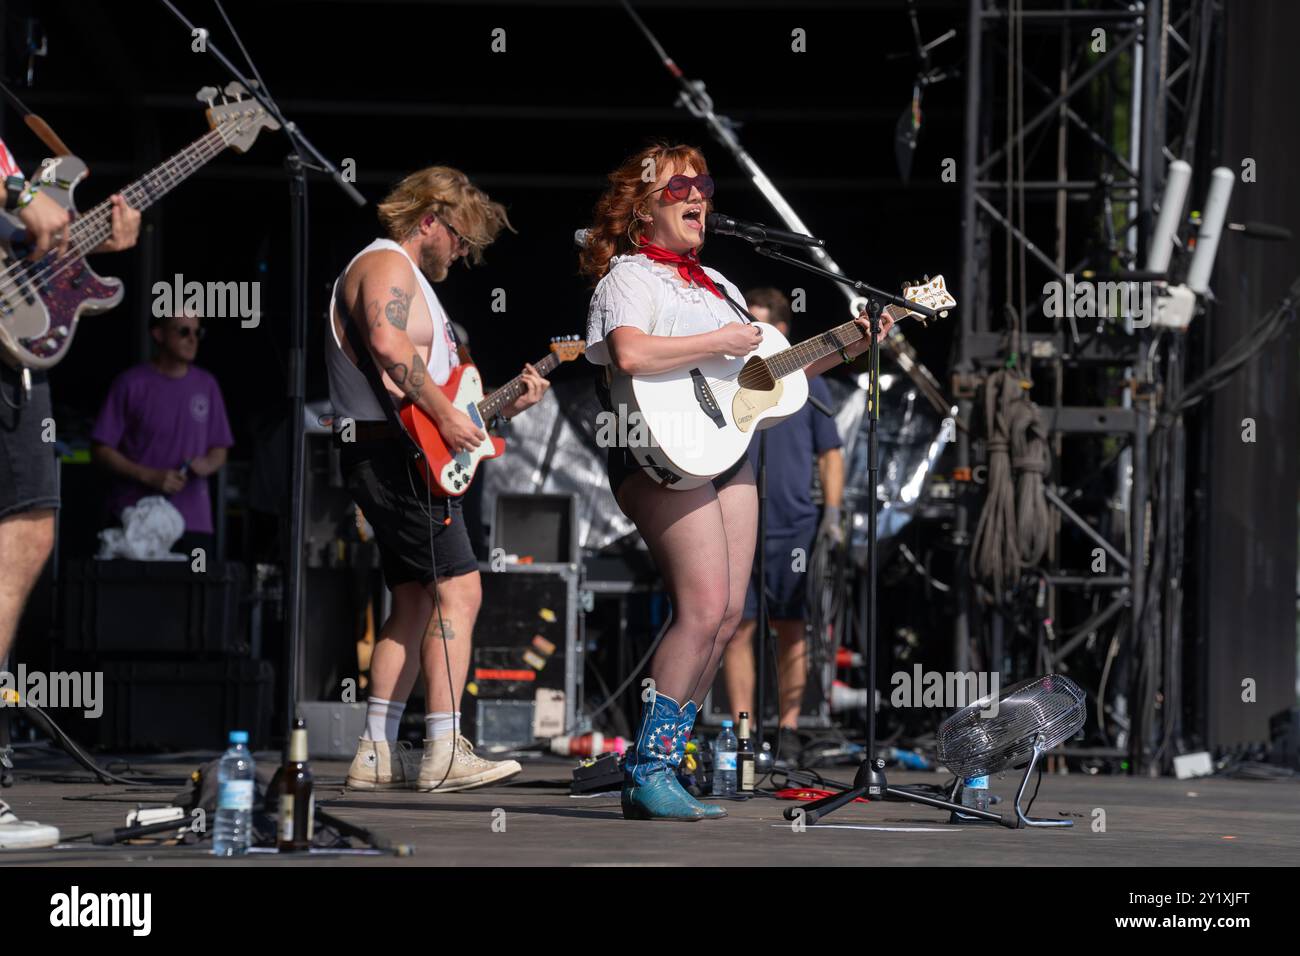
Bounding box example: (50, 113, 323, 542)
(69, 127, 230, 255)
(764, 303, 912, 379)
(476, 351, 561, 418)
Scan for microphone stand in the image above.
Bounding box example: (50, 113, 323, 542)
(157, 1, 366, 732)
(739, 245, 1004, 826)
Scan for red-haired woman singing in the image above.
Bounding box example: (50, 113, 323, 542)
(580, 143, 890, 820)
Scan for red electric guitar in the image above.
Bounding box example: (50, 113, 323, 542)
(400, 336, 585, 496)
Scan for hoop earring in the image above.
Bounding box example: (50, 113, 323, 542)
(627, 214, 649, 248)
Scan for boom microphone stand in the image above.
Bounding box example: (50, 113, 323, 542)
(737, 245, 1006, 826)
(158, 1, 366, 728)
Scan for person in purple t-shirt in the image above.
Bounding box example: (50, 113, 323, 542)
(91, 311, 234, 551)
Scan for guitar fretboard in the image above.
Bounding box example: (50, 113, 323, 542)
(754, 303, 912, 383)
(67, 126, 232, 257)
(477, 351, 561, 419)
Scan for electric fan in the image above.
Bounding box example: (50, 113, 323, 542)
(936, 674, 1087, 827)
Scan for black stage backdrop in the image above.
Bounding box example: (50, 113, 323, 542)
(1196, 0, 1299, 749)
(0, 0, 964, 507)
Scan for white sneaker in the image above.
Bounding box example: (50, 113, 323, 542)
(417, 733, 522, 792)
(0, 800, 59, 850)
(345, 738, 421, 791)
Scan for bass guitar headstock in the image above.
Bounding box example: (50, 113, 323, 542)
(201, 82, 280, 154)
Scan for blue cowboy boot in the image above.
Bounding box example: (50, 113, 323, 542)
(622, 691, 704, 821)
(667, 700, 727, 818)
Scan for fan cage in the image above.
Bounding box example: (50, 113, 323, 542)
(935, 674, 1086, 778)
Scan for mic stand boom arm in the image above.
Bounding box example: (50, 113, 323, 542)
(748, 243, 939, 326)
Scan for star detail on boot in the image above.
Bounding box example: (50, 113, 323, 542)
(646, 721, 676, 756)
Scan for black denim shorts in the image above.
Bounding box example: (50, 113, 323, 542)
(0, 365, 59, 520)
(340, 437, 478, 588)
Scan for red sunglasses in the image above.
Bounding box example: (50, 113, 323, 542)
(651, 174, 715, 201)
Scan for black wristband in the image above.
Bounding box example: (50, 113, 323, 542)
(4, 175, 25, 212)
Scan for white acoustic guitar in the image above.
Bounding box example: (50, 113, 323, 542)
(609, 275, 955, 490)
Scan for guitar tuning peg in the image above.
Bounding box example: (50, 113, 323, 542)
(224, 81, 248, 101)
(196, 86, 219, 109)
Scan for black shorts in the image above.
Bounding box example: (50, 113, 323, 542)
(340, 437, 479, 588)
(744, 524, 818, 621)
(0, 365, 60, 520)
(606, 447, 748, 506)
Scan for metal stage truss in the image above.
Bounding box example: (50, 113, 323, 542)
(953, 0, 1221, 775)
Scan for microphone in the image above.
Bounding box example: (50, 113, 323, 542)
(705, 213, 824, 248)
(574, 228, 591, 248)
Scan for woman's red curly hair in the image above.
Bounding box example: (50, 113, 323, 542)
(578, 142, 711, 285)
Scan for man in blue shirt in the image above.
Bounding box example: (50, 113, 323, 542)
(722, 288, 844, 757)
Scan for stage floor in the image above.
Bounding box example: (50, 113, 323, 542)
(2, 750, 1297, 866)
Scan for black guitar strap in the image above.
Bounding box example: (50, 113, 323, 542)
(717, 286, 757, 325)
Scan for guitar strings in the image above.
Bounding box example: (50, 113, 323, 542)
(476, 354, 559, 418)
(0, 125, 235, 332)
(0, 130, 228, 304)
(685, 306, 922, 403)
(4, 132, 224, 283)
(0, 128, 228, 299)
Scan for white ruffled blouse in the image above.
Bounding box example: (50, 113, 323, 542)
(584, 253, 747, 366)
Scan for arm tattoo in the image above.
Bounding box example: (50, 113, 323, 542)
(385, 286, 412, 331)
(385, 360, 409, 387)
(384, 352, 426, 398)
(408, 353, 427, 390)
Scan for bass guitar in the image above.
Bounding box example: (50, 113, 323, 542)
(0, 83, 278, 369)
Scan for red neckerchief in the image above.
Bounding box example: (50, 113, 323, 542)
(638, 243, 724, 300)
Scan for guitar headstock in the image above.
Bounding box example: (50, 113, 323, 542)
(203, 82, 280, 154)
(549, 334, 587, 363)
(897, 274, 956, 327)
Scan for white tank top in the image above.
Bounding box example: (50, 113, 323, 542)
(326, 238, 460, 423)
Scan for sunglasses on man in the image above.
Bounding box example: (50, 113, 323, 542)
(423, 213, 470, 254)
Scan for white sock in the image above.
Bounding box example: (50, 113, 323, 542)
(363, 696, 405, 743)
(425, 711, 461, 740)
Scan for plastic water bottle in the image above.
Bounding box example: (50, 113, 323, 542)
(214, 730, 255, 856)
(953, 774, 990, 822)
(711, 721, 737, 796)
